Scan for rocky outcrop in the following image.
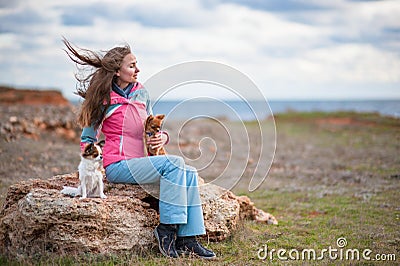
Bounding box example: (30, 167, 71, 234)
(0, 87, 79, 142)
(0, 105, 79, 142)
(0, 173, 277, 258)
(0, 86, 70, 106)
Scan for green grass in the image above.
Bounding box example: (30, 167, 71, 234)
(250, 189, 399, 251)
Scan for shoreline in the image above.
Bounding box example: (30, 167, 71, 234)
(68, 98, 400, 120)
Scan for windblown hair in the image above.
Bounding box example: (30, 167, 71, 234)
(62, 37, 131, 129)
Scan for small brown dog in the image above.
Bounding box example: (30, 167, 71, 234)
(144, 114, 166, 156)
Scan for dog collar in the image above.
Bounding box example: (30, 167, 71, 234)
(146, 130, 160, 137)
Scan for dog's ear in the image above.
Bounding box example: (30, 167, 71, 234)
(145, 115, 154, 126)
(83, 143, 94, 155)
(155, 114, 165, 120)
(97, 140, 105, 148)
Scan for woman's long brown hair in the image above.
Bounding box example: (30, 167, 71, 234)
(62, 37, 131, 129)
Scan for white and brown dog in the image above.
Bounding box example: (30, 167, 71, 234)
(61, 140, 107, 199)
(144, 114, 166, 156)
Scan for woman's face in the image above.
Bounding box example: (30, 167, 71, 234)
(115, 53, 140, 88)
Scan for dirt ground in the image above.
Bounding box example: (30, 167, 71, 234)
(1, 106, 398, 208)
(1, 104, 399, 264)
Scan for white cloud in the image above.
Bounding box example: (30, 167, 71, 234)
(0, 0, 399, 100)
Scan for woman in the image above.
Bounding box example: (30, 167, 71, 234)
(63, 38, 215, 259)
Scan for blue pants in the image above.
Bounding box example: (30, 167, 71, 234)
(105, 155, 206, 237)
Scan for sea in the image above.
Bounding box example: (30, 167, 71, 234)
(70, 99, 400, 121)
(150, 99, 400, 121)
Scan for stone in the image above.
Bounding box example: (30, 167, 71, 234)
(0, 173, 277, 258)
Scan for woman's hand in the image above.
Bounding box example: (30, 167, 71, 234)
(146, 132, 168, 150)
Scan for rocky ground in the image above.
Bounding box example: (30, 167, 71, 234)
(1, 104, 398, 206)
(0, 92, 399, 264)
(0, 104, 81, 203)
(0, 90, 400, 265)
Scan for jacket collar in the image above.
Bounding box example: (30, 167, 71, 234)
(112, 81, 134, 98)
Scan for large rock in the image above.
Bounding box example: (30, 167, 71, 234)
(0, 173, 277, 257)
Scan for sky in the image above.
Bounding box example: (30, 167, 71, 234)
(0, 0, 399, 101)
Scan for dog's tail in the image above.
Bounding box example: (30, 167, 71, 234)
(60, 186, 81, 197)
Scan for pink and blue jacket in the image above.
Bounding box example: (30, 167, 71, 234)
(80, 82, 153, 168)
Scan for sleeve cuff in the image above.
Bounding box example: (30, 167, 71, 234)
(161, 131, 170, 145)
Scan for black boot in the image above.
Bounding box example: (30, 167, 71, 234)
(176, 236, 216, 259)
(154, 223, 179, 258)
